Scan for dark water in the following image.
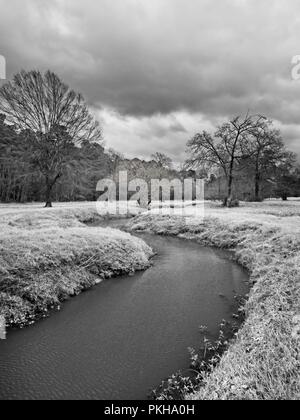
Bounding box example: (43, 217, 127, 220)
(0, 222, 249, 400)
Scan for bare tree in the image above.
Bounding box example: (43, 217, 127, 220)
(0, 70, 102, 207)
(186, 114, 266, 206)
(151, 152, 173, 170)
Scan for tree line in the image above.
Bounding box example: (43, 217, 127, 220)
(0, 69, 299, 207)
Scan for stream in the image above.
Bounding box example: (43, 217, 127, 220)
(0, 220, 249, 400)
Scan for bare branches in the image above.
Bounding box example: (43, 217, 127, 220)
(151, 152, 173, 170)
(0, 70, 102, 144)
(186, 114, 270, 205)
(186, 131, 229, 177)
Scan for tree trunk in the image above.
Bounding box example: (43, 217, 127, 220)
(44, 174, 61, 208)
(255, 173, 260, 201)
(45, 181, 53, 207)
(225, 171, 234, 207)
(254, 156, 261, 202)
(224, 158, 235, 207)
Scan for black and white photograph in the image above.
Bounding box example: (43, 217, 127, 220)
(0, 0, 299, 405)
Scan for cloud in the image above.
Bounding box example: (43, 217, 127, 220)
(97, 108, 215, 164)
(0, 0, 300, 159)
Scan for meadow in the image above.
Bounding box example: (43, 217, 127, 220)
(0, 199, 299, 400)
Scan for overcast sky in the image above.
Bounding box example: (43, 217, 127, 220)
(0, 0, 300, 163)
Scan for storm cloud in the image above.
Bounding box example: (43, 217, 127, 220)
(0, 0, 300, 161)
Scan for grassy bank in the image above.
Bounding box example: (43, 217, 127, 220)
(0, 203, 152, 328)
(128, 201, 300, 400)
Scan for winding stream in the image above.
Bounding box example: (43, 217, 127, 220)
(0, 221, 249, 400)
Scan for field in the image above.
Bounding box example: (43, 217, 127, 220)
(0, 199, 299, 400)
